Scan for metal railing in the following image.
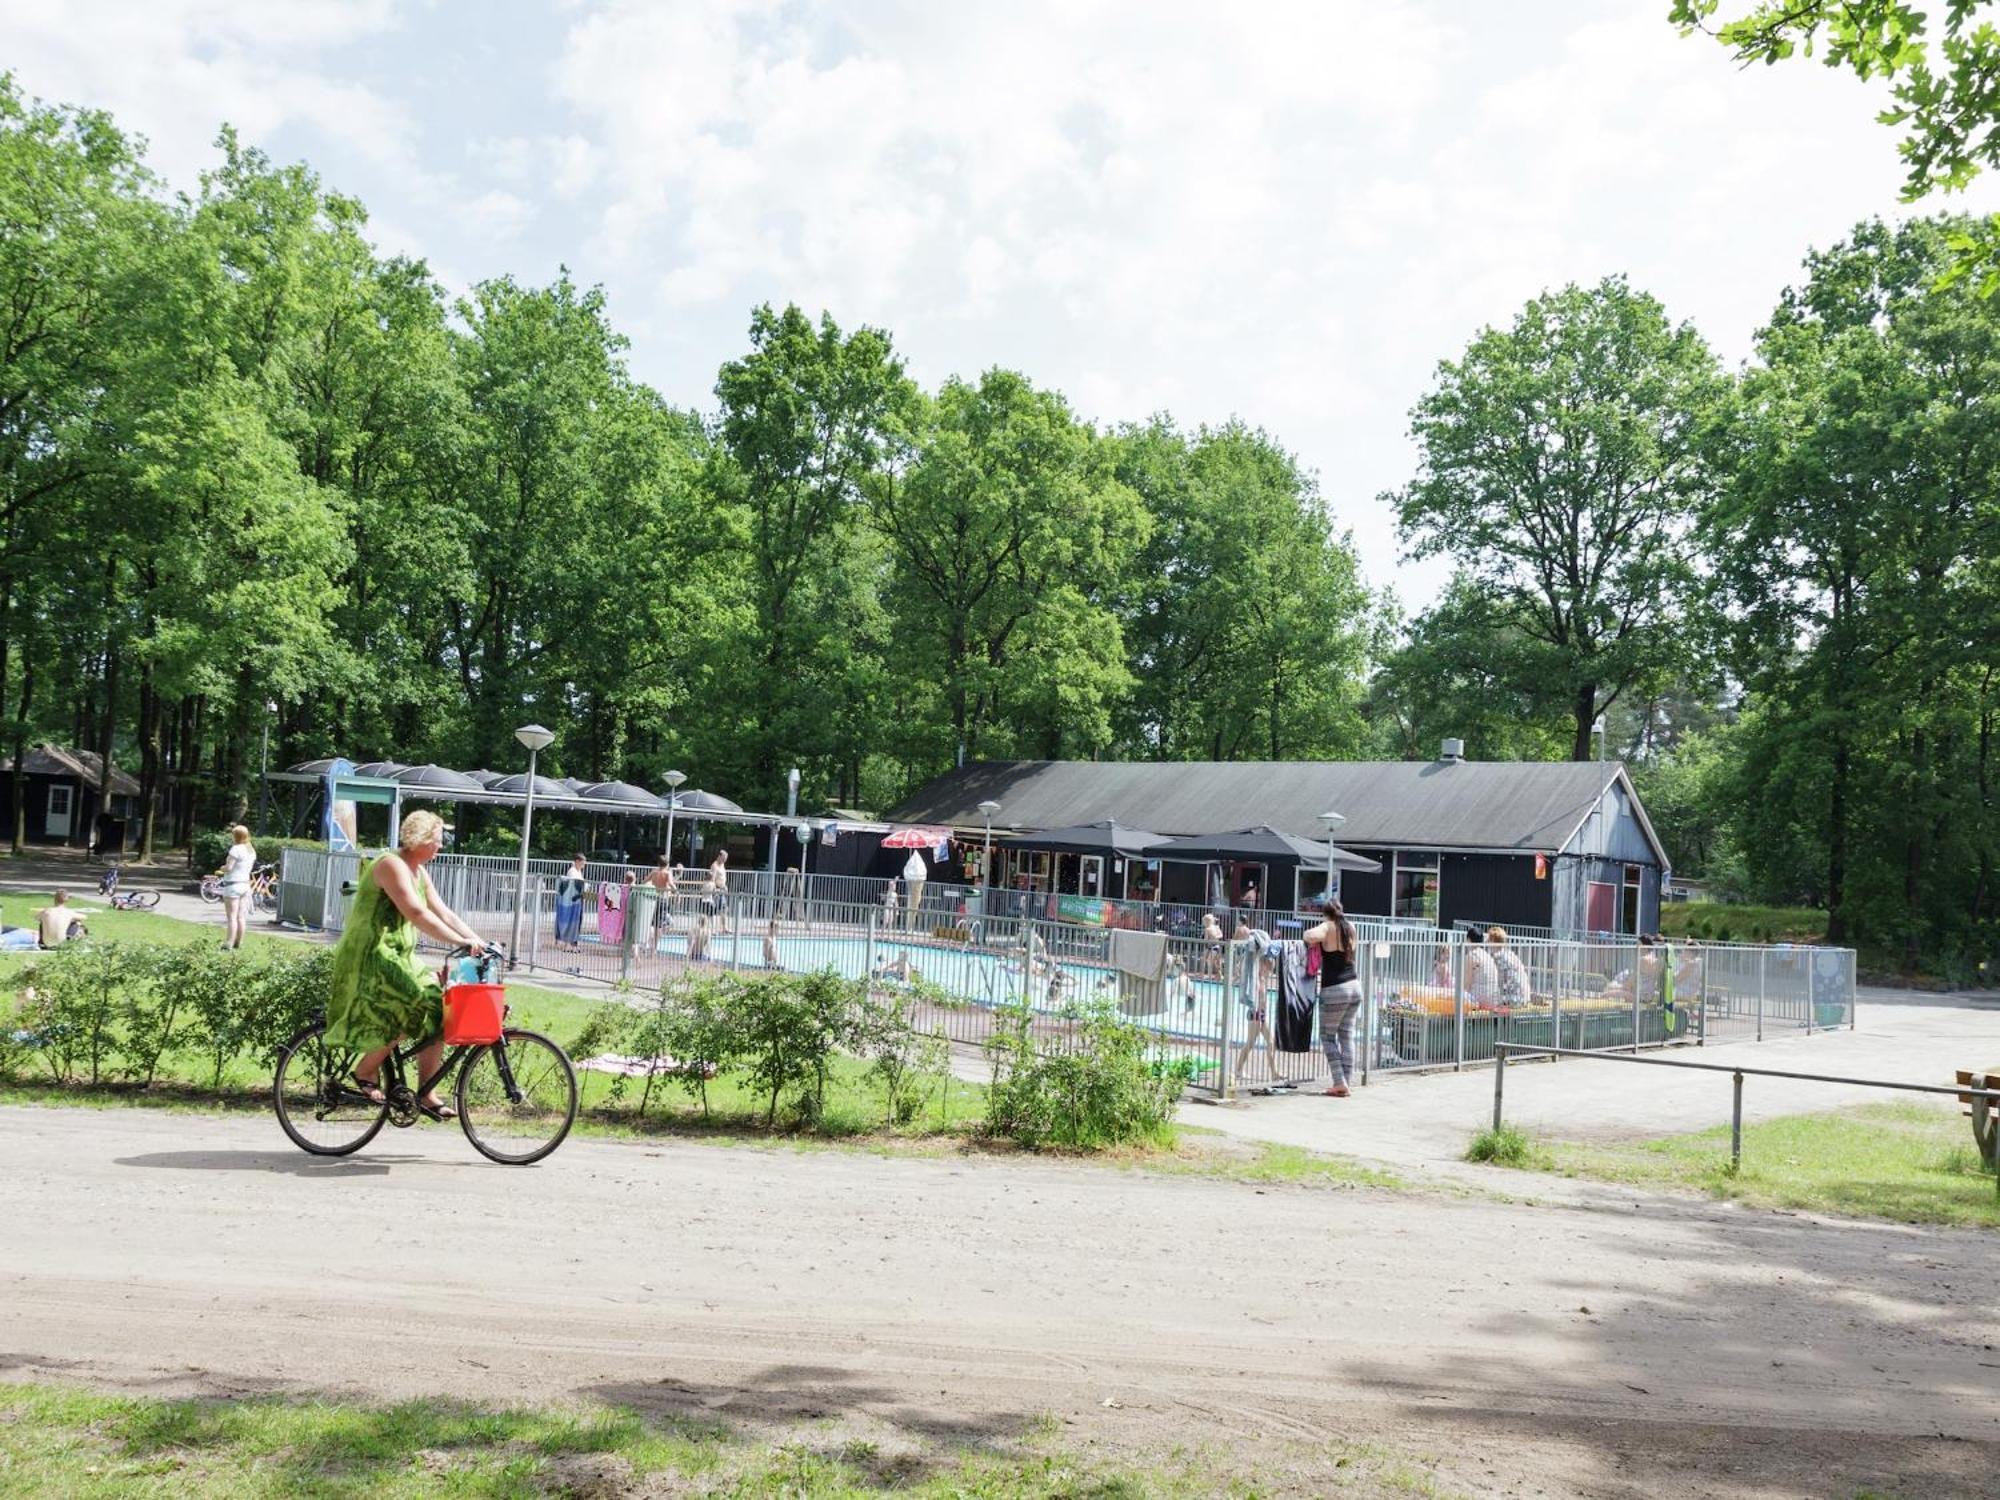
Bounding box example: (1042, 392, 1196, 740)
(276, 849, 1861, 1098)
(1491, 1043, 2000, 1194)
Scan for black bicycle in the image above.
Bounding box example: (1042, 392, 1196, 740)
(272, 946, 578, 1165)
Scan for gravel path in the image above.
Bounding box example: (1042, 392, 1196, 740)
(2, 1104, 1996, 1497)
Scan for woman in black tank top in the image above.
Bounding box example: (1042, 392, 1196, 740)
(1308, 899, 1362, 1096)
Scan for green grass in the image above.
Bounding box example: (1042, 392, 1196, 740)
(1463, 1124, 1545, 1168)
(0, 1381, 1474, 1497)
(1468, 1101, 1999, 1227)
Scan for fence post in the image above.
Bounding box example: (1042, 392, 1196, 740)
(1360, 942, 1373, 1088)
(1493, 1045, 1507, 1133)
(727, 895, 741, 971)
(1631, 945, 1642, 1053)
(1453, 940, 1467, 1071)
(1849, 950, 1858, 1030)
(529, 876, 543, 971)
(1730, 1069, 1744, 1170)
(1697, 949, 1708, 1046)
(1550, 942, 1564, 1054)
(1756, 950, 1766, 1042)
(1218, 937, 1237, 1100)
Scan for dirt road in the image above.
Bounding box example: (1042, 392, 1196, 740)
(2, 1105, 1996, 1497)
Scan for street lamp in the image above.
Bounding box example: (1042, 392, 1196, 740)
(977, 797, 1001, 901)
(1318, 810, 1346, 907)
(508, 723, 555, 968)
(256, 699, 278, 835)
(662, 769, 687, 870)
(770, 766, 799, 880)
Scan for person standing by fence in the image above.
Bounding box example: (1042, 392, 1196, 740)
(1306, 899, 1361, 1098)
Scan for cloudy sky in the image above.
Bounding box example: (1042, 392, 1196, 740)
(8, 0, 1994, 602)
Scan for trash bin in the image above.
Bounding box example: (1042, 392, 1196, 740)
(628, 885, 659, 954)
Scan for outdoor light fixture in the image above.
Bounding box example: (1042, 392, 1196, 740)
(507, 723, 556, 967)
(662, 769, 687, 870)
(256, 699, 279, 836)
(1319, 809, 1346, 903)
(978, 799, 1002, 908)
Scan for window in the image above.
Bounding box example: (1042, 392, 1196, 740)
(1622, 863, 1642, 935)
(1393, 851, 1439, 922)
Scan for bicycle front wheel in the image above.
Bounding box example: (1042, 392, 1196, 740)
(129, 890, 161, 910)
(456, 1028, 578, 1165)
(198, 878, 222, 904)
(253, 886, 278, 915)
(273, 1022, 389, 1156)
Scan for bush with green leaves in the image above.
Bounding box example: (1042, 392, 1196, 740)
(855, 979, 950, 1127)
(630, 976, 735, 1117)
(732, 969, 865, 1127)
(187, 832, 325, 877)
(15, 943, 152, 1085)
(982, 998, 1183, 1150)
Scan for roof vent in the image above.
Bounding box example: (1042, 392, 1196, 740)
(1440, 738, 1465, 763)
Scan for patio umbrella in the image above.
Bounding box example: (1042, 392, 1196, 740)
(284, 757, 345, 776)
(580, 780, 667, 808)
(884, 828, 952, 852)
(487, 772, 570, 800)
(393, 764, 488, 794)
(1150, 825, 1380, 871)
(667, 789, 743, 814)
(556, 776, 588, 793)
(463, 769, 506, 786)
(352, 760, 406, 778)
(1000, 819, 1168, 857)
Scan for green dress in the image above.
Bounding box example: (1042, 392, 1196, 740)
(324, 858, 443, 1050)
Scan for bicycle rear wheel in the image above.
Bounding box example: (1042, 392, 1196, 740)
(198, 878, 222, 904)
(456, 1028, 578, 1165)
(273, 1021, 389, 1156)
(127, 890, 161, 910)
(253, 885, 278, 915)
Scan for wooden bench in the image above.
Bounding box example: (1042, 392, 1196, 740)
(1956, 1066, 1999, 1169)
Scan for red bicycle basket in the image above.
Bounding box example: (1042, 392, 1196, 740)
(442, 982, 506, 1045)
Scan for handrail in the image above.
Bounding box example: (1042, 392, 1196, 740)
(1490, 1042, 1999, 1193)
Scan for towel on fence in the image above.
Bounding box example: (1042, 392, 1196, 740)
(1273, 940, 1317, 1053)
(1109, 928, 1169, 982)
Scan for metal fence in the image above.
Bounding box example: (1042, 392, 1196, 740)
(277, 850, 1859, 1099)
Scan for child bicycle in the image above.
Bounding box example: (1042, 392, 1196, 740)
(272, 944, 578, 1165)
(96, 865, 161, 910)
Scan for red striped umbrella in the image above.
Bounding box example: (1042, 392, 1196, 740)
(880, 826, 950, 849)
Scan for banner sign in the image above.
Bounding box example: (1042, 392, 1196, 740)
(1056, 894, 1111, 926)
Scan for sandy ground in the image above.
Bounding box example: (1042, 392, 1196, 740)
(2, 1105, 1997, 1498)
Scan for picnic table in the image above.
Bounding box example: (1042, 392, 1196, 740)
(1956, 1065, 1999, 1169)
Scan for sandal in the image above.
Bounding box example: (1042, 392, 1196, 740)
(351, 1074, 386, 1105)
(417, 1098, 457, 1122)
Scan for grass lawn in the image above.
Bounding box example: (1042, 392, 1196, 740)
(1467, 1101, 1999, 1228)
(0, 1381, 1328, 1499)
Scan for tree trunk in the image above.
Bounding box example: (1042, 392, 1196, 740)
(1570, 684, 1598, 761)
(91, 637, 120, 850)
(138, 662, 161, 859)
(9, 655, 33, 855)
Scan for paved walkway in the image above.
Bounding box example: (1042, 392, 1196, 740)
(10, 849, 1997, 1178)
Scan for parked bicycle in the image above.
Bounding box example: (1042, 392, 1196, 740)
(200, 861, 275, 910)
(95, 865, 161, 911)
(272, 944, 577, 1165)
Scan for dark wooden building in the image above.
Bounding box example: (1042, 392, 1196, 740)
(0, 746, 142, 852)
(883, 744, 1671, 937)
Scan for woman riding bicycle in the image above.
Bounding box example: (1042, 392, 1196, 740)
(327, 810, 487, 1119)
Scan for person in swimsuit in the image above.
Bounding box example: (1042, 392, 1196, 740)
(1305, 897, 1361, 1098)
(327, 810, 487, 1119)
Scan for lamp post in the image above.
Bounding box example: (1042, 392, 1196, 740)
(662, 769, 687, 871)
(508, 723, 555, 968)
(977, 796, 1001, 899)
(1318, 810, 1346, 907)
(256, 699, 278, 835)
(769, 766, 799, 881)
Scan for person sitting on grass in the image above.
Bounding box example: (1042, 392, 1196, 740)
(34, 891, 85, 949)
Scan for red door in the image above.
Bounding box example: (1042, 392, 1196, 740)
(1586, 881, 1616, 933)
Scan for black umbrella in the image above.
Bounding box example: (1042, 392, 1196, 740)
(580, 780, 667, 808)
(393, 764, 488, 793)
(352, 760, 406, 778)
(1001, 819, 1169, 857)
(487, 772, 570, 800)
(463, 769, 506, 786)
(284, 757, 345, 775)
(666, 789, 743, 814)
(1150, 825, 1380, 872)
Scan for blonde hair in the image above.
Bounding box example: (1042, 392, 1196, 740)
(230, 824, 252, 844)
(1487, 926, 1508, 946)
(398, 810, 446, 850)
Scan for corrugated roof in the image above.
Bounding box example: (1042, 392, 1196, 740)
(884, 758, 1639, 857)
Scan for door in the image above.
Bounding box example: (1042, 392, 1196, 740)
(1586, 880, 1615, 933)
(46, 783, 73, 839)
(1078, 855, 1104, 897)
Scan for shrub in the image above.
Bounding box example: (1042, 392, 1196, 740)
(855, 979, 950, 1128)
(16, 944, 151, 1085)
(164, 946, 271, 1089)
(732, 969, 864, 1127)
(188, 831, 324, 877)
(634, 976, 738, 1117)
(983, 998, 1183, 1150)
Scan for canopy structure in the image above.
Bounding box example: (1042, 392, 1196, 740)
(668, 789, 743, 814)
(394, 764, 488, 794)
(1150, 825, 1380, 871)
(352, 760, 407, 778)
(881, 825, 951, 849)
(488, 772, 571, 800)
(1001, 819, 1168, 857)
